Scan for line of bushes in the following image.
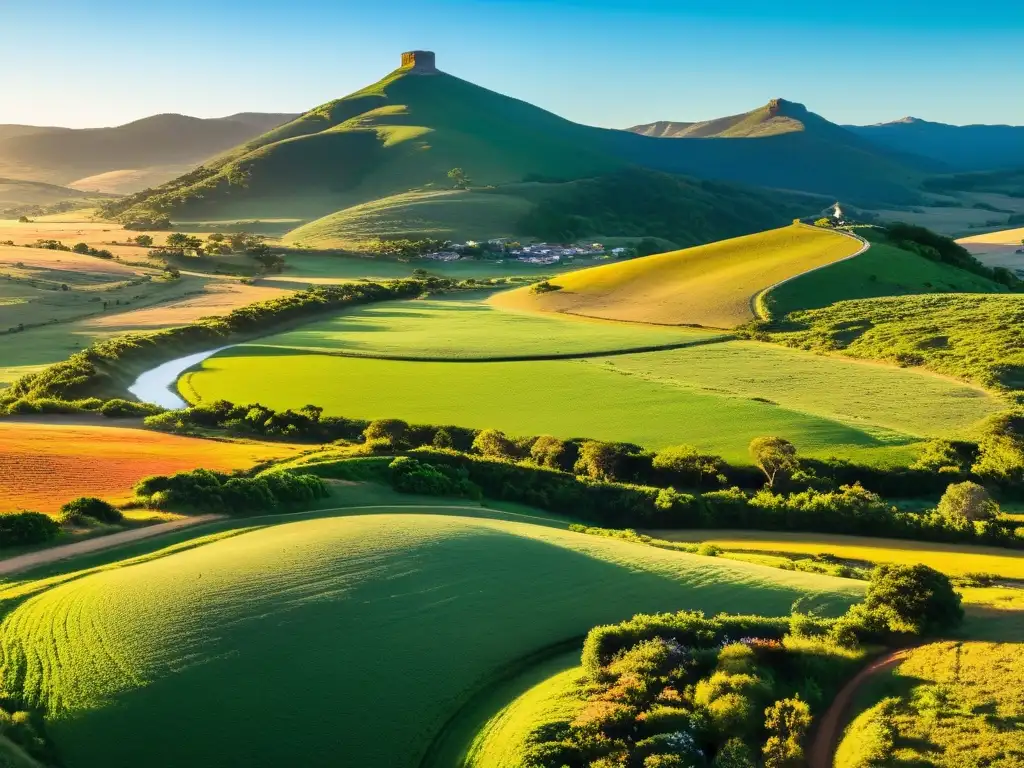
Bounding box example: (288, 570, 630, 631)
(0, 498, 128, 550)
(382, 449, 1024, 549)
(133, 468, 330, 515)
(0, 278, 456, 408)
(144, 404, 1010, 502)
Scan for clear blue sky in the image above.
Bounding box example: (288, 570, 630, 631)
(2, 0, 1022, 129)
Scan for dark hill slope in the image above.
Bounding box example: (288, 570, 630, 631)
(0, 113, 297, 188)
(848, 117, 1024, 172)
(106, 61, 926, 224)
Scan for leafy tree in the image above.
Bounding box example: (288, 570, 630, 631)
(973, 410, 1024, 482)
(132, 234, 154, 247)
(937, 481, 999, 525)
(530, 435, 567, 469)
(574, 440, 628, 481)
(652, 445, 726, 488)
(362, 418, 408, 447)
(432, 427, 455, 449)
(762, 697, 811, 768)
(165, 232, 189, 247)
(447, 167, 471, 190)
(749, 437, 799, 489)
(17, 216, 30, 223)
(863, 563, 963, 635)
(911, 439, 967, 473)
(472, 428, 516, 459)
(813, 218, 833, 228)
(72, 242, 91, 254)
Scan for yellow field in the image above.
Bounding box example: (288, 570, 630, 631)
(836, 642, 1024, 766)
(489, 225, 862, 328)
(0, 422, 304, 513)
(652, 529, 1024, 579)
(958, 226, 1024, 245)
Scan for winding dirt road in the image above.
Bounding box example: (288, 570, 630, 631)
(0, 514, 224, 576)
(808, 647, 912, 768)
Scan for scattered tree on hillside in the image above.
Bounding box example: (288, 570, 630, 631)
(530, 435, 568, 469)
(652, 445, 726, 488)
(17, 216, 30, 223)
(813, 218, 833, 228)
(762, 697, 811, 768)
(472, 428, 517, 460)
(749, 437, 799, 489)
(937, 481, 999, 525)
(362, 418, 409, 449)
(132, 234, 154, 247)
(911, 439, 968, 474)
(574, 441, 637, 481)
(635, 237, 662, 257)
(447, 167, 471, 190)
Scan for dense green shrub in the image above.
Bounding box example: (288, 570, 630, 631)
(135, 468, 328, 515)
(388, 457, 481, 499)
(98, 399, 164, 418)
(0, 512, 60, 548)
(863, 564, 963, 635)
(58, 497, 123, 524)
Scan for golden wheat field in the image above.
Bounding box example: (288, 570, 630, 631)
(0, 422, 305, 513)
(490, 225, 862, 328)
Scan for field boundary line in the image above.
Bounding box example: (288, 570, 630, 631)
(236, 333, 735, 364)
(751, 227, 870, 321)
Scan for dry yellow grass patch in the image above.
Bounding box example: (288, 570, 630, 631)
(958, 226, 1024, 246)
(0, 244, 140, 278)
(489, 225, 862, 328)
(0, 422, 304, 513)
(81, 279, 290, 329)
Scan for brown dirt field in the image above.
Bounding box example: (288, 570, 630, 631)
(0, 422, 306, 513)
(81, 279, 290, 328)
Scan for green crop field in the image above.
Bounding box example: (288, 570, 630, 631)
(491, 224, 863, 328)
(764, 240, 1005, 316)
(181, 309, 997, 464)
(771, 292, 1024, 391)
(0, 508, 860, 768)
(241, 296, 719, 360)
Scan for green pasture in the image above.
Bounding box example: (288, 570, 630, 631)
(771, 292, 1024, 391)
(0, 508, 860, 768)
(182, 333, 999, 464)
(241, 297, 718, 359)
(765, 240, 1004, 317)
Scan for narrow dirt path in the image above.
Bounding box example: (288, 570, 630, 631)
(0, 514, 225, 576)
(807, 647, 913, 768)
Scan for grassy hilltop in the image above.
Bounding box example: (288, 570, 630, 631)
(104, 55, 926, 233)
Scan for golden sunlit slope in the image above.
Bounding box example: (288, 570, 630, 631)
(489, 224, 863, 328)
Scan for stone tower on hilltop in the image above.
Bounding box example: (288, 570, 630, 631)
(401, 51, 438, 74)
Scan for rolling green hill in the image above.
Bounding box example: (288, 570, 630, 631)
(0, 508, 860, 768)
(104, 54, 926, 231)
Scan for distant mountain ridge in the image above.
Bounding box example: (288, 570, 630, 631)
(0, 112, 298, 193)
(846, 117, 1024, 172)
(104, 53, 930, 234)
